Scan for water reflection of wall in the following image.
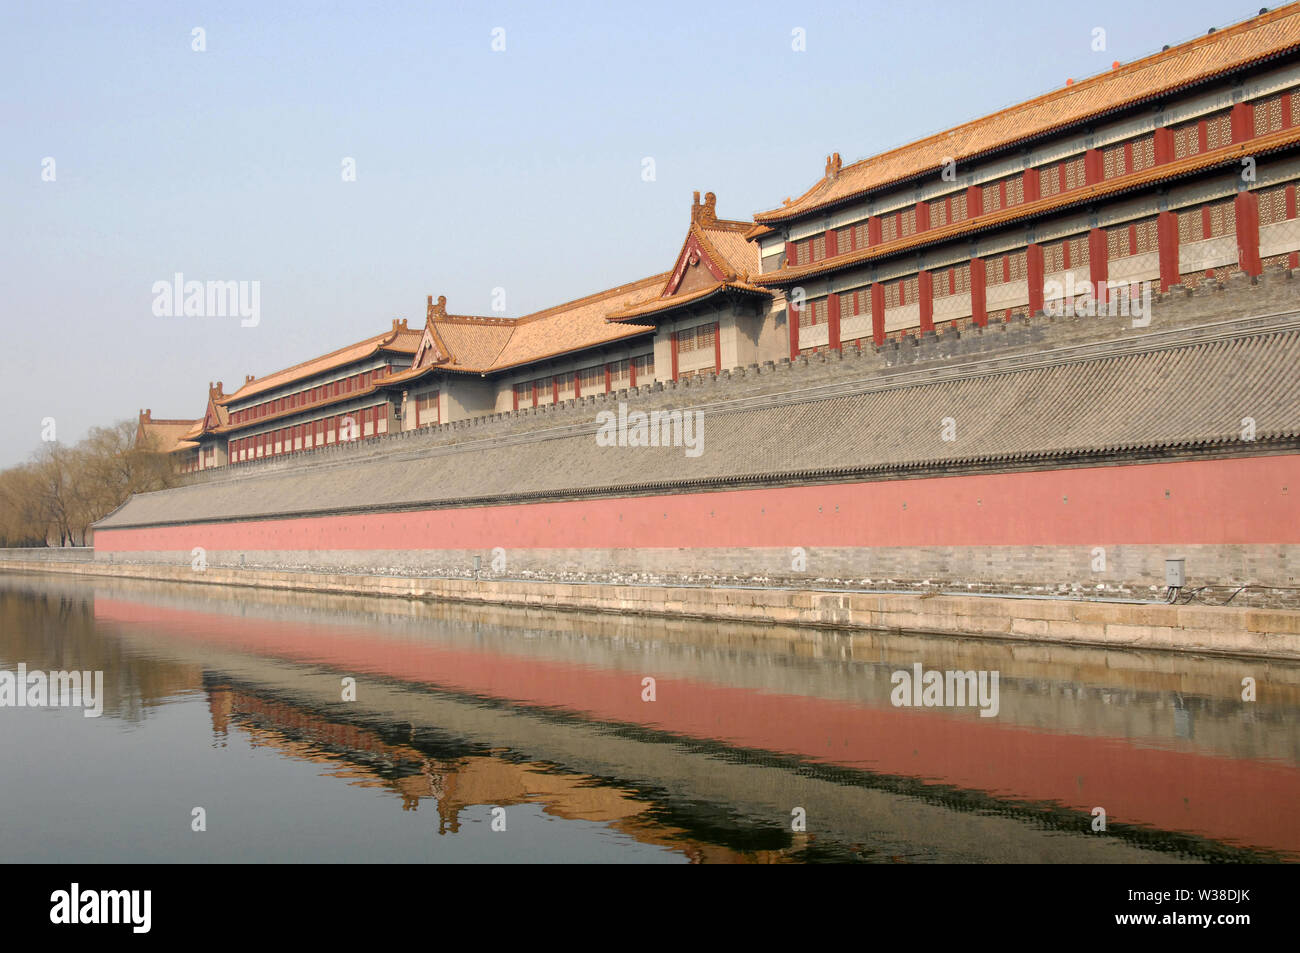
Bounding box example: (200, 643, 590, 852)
(90, 574, 1300, 763)
(79, 575, 1300, 860)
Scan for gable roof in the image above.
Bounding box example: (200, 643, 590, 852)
(135, 410, 199, 455)
(406, 276, 667, 379)
(182, 383, 232, 440)
(609, 192, 771, 321)
(755, 4, 1300, 224)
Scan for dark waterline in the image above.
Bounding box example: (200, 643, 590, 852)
(0, 571, 1296, 863)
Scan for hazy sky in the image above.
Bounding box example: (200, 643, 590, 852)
(0, 0, 1251, 467)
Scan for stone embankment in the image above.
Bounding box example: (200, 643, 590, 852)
(5, 558, 1297, 661)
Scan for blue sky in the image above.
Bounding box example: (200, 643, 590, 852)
(0, 0, 1259, 466)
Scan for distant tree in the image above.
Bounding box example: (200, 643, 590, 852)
(0, 419, 180, 547)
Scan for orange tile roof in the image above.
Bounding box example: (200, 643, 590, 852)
(393, 278, 666, 382)
(755, 5, 1300, 224)
(182, 382, 231, 439)
(608, 192, 770, 321)
(136, 411, 199, 454)
(483, 274, 667, 371)
(219, 320, 422, 405)
(608, 279, 770, 320)
(429, 314, 514, 371)
(756, 124, 1300, 284)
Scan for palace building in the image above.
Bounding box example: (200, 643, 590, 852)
(143, 6, 1300, 472)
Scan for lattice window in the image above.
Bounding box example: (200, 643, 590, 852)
(1134, 219, 1158, 254)
(1131, 135, 1155, 172)
(982, 181, 1003, 213)
(798, 299, 822, 328)
(1173, 122, 1200, 159)
(950, 192, 968, 223)
(1178, 207, 1203, 243)
(632, 354, 654, 381)
(1063, 156, 1086, 191)
(1207, 199, 1236, 238)
(899, 207, 917, 238)
(608, 359, 630, 390)
(1039, 164, 1062, 198)
(1293, 91, 1300, 128)
(1043, 240, 1066, 273)
(951, 262, 970, 294)
(1255, 94, 1284, 136)
(417, 391, 439, 425)
(880, 216, 899, 243)
(929, 197, 948, 228)
(513, 382, 531, 407)
(852, 222, 869, 248)
(841, 287, 872, 316)
(901, 275, 919, 303)
(1103, 144, 1127, 179)
(1258, 185, 1290, 225)
(579, 365, 605, 395)
(1206, 112, 1232, 151)
(1069, 235, 1090, 268)
(678, 322, 717, 349)
(883, 281, 903, 308)
(836, 226, 855, 253)
(1107, 225, 1130, 259)
(557, 374, 576, 401)
(535, 378, 554, 405)
(1004, 175, 1024, 207)
(811, 234, 827, 261)
(789, 240, 811, 267)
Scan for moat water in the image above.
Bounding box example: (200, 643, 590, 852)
(1, 571, 1296, 863)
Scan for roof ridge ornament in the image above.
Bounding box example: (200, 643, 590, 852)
(690, 190, 718, 226)
(427, 294, 447, 322)
(825, 152, 842, 179)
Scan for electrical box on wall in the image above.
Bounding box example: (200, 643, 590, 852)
(1165, 558, 1186, 587)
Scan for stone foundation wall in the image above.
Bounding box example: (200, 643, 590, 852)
(6, 558, 1299, 660)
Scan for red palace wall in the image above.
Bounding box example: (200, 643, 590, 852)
(94, 456, 1298, 582)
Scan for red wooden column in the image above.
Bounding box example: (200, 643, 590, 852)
(1235, 189, 1262, 276)
(1231, 102, 1255, 144)
(966, 184, 983, 218)
(1023, 168, 1041, 204)
(1088, 227, 1109, 305)
(825, 228, 839, 258)
(828, 293, 842, 350)
(970, 257, 987, 326)
(787, 301, 800, 358)
(1026, 243, 1045, 314)
(785, 240, 797, 268)
(1154, 126, 1174, 164)
(917, 271, 934, 333)
(915, 202, 930, 234)
(713, 323, 722, 372)
(1157, 211, 1179, 291)
(1084, 148, 1104, 185)
(670, 330, 680, 380)
(870, 284, 886, 346)
(867, 216, 882, 246)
